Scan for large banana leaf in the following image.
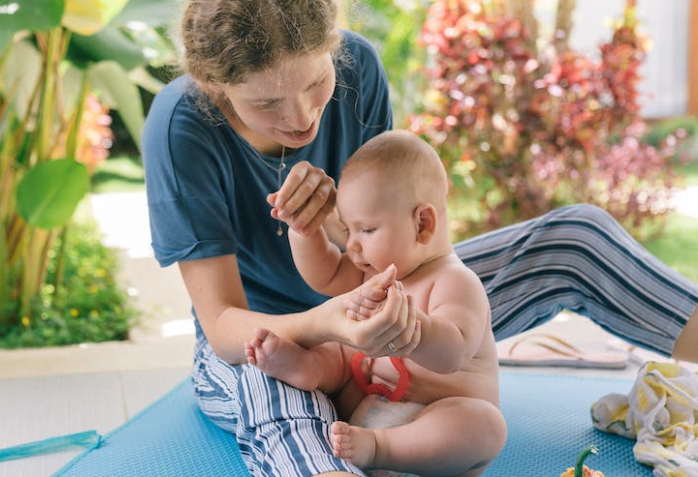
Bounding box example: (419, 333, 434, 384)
(69, 27, 147, 71)
(0, 0, 64, 53)
(62, 0, 129, 36)
(89, 61, 144, 149)
(111, 0, 179, 28)
(1, 40, 43, 120)
(2, 0, 173, 154)
(63, 0, 178, 149)
(16, 158, 90, 230)
(3, 38, 149, 154)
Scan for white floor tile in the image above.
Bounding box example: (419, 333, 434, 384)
(0, 373, 125, 477)
(120, 368, 191, 418)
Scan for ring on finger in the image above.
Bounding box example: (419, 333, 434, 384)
(387, 341, 398, 353)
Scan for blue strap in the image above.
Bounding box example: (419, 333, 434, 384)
(0, 430, 102, 462)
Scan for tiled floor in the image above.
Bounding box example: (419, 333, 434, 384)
(1, 189, 694, 477)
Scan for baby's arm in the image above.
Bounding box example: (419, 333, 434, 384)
(406, 261, 491, 374)
(289, 227, 364, 297)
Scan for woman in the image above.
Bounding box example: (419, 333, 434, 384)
(142, 1, 698, 476)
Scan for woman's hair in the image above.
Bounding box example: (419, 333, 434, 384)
(180, 0, 341, 87)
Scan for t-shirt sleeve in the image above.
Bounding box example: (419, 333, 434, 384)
(142, 87, 237, 267)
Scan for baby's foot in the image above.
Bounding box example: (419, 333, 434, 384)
(245, 328, 321, 391)
(330, 421, 377, 469)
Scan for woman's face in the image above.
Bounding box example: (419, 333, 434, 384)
(223, 51, 336, 151)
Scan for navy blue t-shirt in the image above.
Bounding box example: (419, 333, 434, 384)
(142, 30, 392, 315)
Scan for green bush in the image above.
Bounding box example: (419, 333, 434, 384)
(0, 221, 138, 349)
(644, 116, 698, 149)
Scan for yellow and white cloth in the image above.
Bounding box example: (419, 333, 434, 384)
(591, 362, 698, 477)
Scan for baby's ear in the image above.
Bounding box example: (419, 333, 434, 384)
(414, 204, 437, 244)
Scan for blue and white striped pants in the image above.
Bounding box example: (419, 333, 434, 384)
(457, 203, 697, 356)
(193, 203, 698, 477)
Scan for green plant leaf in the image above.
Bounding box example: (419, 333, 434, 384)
(110, 0, 179, 28)
(1, 39, 43, 120)
(0, 212, 8, 310)
(129, 65, 165, 95)
(16, 159, 90, 229)
(89, 60, 144, 150)
(69, 26, 146, 71)
(62, 0, 128, 36)
(61, 64, 87, 117)
(0, 0, 64, 53)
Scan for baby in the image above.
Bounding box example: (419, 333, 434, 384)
(246, 130, 506, 477)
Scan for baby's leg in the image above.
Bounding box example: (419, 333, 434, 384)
(246, 328, 349, 393)
(331, 397, 506, 477)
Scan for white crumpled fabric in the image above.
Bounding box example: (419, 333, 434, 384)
(591, 361, 698, 477)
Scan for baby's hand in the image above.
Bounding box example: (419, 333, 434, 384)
(343, 264, 398, 320)
(344, 280, 403, 320)
(343, 289, 382, 320)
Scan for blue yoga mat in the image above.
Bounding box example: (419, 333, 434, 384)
(53, 372, 652, 477)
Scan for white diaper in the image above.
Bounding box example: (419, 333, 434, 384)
(349, 394, 425, 477)
(349, 394, 425, 429)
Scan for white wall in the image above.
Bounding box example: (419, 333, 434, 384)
(568, 0, 690, 118)
(534, 0, 690, 118)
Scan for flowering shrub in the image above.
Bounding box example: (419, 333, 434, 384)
(409, 1, 683, 239)
(76, 95, 114, 174)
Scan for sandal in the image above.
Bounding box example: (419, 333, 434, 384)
(497, 333, 628, 369)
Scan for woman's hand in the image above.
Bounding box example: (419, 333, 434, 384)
(329, 266, 421, 358)
(268, 161, 336, 235)
(358, 284, 421, 358)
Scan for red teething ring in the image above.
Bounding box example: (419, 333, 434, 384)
(350, 352, 410, 402)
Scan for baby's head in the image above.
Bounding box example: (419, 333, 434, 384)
(336, 130, 450, 277)
(339, 130, 448, 215)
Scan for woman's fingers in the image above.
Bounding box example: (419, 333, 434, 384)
(271, 161, 313, 210)
(339, 285, 420, 358)
(300, 187, 336, 234)
(359, 286, 410, 357)
(269, 161, 336, 234)
(336, 266, 418, 356)
(391, 295, 421, 356)
(376, 289, 420, 357)
(341, 285, 398, 355)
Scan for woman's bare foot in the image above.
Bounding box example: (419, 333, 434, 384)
(245, 328, 321, 390)
(330, 421, 378, 469)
